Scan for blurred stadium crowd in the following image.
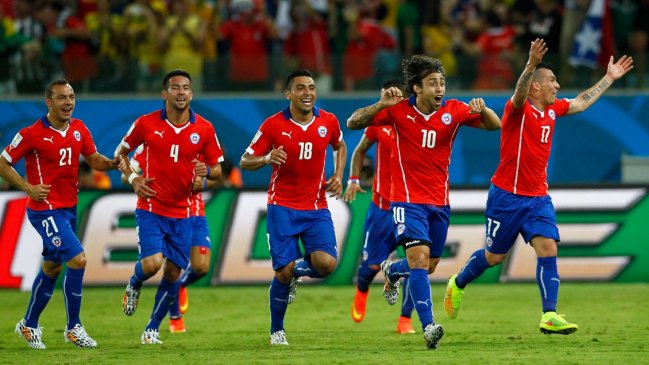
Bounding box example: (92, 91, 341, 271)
(0, 0, 647, 95)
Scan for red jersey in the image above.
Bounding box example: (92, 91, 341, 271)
(246, 106, 343, 210)
(131, 145, 206, 217)
(492, 98, 570, 196)
(121, 108, 223, 218)
(2, 116, 97, 210)
(364, 125, 393, 210)
(373, 96, 482, 206)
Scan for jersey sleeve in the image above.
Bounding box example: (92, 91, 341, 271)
(553, 98, 571, 118)
(364, 126, 378, 142)
(2, 128, 33, 164)
(121, 117, 145, 153)
(246, 119, 273, 156)
(329, 117, 343, 146)
(456, 100, 483, 127)
(79, 123, 98, 157)
(202, 127, 225, 166)
(371, 108, 392, 127)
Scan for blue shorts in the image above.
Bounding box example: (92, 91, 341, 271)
(135, 209, 192, 269)
(190, 216, 211, 249)
(361, 201, 398, 265)
(27, 207, 83, 263)
(266, 205, 338, 270)
(485, 184, 560, 254)
(391, 202, 450, 258)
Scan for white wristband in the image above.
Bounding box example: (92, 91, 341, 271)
(127, 172, 138, 184)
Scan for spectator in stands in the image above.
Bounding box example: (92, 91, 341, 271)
(629, 0, 648, 87)
(10, 0, 47, 94)
(284, 0, 333, 95)
(158, 0, 207, 92)
(218, 0, 278, 90)
(512, 0, 562, 66)
(35, 0, 97, 92)
(85, 0, 125, 92)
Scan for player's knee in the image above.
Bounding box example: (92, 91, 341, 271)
(67, 252, 87, 269)
(485, 251, 506, 266)
(427, 258, 441, 274)
(275, 270, 293, 284)
(141, 259, 162, 275)
(191, 264, 209, 277)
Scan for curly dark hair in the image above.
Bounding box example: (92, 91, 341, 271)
(403, 55, 445, 96)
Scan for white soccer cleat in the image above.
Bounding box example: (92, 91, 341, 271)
(122, 283, 140, 316)
(287, 277, 301, 305)
(270, 330, 289, 345)
(141, 329, 163, 345)
(15, 320, 46, 349)
(380, 261, 400, 305)
(423, 323, 444, 350)
(64, 323, 98, 348)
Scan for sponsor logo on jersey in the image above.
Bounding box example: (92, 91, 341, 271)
(548, 109, 556, 120)
(190, 133, 200, 144)
(406, 115, 416, 123)
(10, 133, 23, 149)
(281, 131, 293, 139)
(318, 126, 327, 137)
(43, 137, 54, 144)
(52, 236, 62, 247)
(403, 239, 421, 247)
(441, 113, 452, 125)
(154, 130, 165, 138)
(397, 223, 405, 235)
(74, 130, 81, 141)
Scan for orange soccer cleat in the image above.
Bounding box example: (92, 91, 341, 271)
(351, 288, 369, 323)
(178, 286, 189, 315)
(169, 317, 186, 333)
(396, 316, 416, 334)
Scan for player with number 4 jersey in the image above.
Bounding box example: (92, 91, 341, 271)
(444, 38, 634, 335)
(115, 70, 223, 345)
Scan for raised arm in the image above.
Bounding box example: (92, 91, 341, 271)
(512, 39, 548, 109)
(343, 135, 374, 202)
(567, 55, 634, 115)
(347, 86, 403, 130)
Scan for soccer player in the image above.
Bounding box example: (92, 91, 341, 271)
(122, 145, 215, 334)
(443, 39, 634, 334)
(115, 69, 224, 345)
(240, 69, 347, 346)
(345, 80, 415, 334)
(347, 55, 501, 349)
(1, 79, 118, 349)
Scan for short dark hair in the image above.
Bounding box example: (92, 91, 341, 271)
(285, 69, 314, 90)
(403, 55, 445, 96)
(381, 79, 407, 94)
(163, 69, 192, 90)
(45, 79, 70, 98)
(536, 62, 556, 73)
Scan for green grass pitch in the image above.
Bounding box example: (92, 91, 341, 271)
(1, 283, 648, 364)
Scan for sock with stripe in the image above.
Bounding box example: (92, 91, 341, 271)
(409, 268, 433, 330)
(537, 256, 559, 312)
(63, 267, 85, 330)
(24, 269, 57, 328)
(145, 278, 179, 331)
(269, 277, 290, 333)
(455, 249, 490, 288)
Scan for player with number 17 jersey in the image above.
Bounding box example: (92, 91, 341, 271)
(246, 106, 343, 210)
(491, 98, 570, 196)
(3, 116, 97, 210)
(120, 108, 223, 218)
(372, 96, 482, 206)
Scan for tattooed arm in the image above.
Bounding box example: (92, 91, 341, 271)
(567, 55, 634, 115)
(512, 38, 548, 109)
(347, 86, 403, 130)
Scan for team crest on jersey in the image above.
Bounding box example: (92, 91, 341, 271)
(397, 223, 406, 235)
(190, 133, 200, 144)
(10, 133, 23, 148)
(441, 113, 453, 125)
(318, 126, 328, 137)
(548, 109, 556, 120)
(486, 237, 493, 247)
(73, 130, 81, 141)
(52, 236, 62, 247)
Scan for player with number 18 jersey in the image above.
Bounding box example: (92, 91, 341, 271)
(246, 106, 342, 210)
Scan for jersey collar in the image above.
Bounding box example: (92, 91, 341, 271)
(160, 107, 196, 123)
(407, 95, 446, 108)
(39, 114, 74, 127)
(282, 105, 321, 120)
